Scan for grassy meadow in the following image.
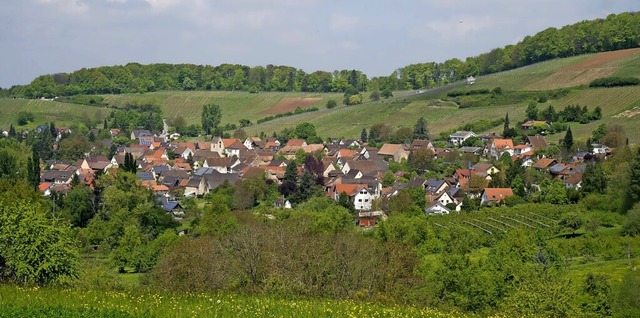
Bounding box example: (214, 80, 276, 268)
(0, 98, 106, 130)
(101, 91, 346, 129)
(0, 286, 463, 318)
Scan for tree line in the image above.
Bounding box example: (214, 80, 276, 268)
(4, 12, 639, 98)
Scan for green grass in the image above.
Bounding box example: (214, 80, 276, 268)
(0, 286, 463, 318)
(101, 91, 345, 129)
(0, 98, 105, 130)
(566, 258, 638, 287)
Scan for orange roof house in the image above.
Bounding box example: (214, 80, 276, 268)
(490, 138, 515, 159)
(481, 188, 514, 206)
(378, 144, 409, 163)
(533, 158, 557, 170)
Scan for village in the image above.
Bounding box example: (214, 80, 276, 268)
(28, 117, 610, 228)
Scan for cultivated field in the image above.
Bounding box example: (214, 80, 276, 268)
(260, 97, 322, 115)
(101, 91, 344, 128)
(0, 98, 107, 130)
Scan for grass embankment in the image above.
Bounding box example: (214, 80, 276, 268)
(0, 286, 463, 318)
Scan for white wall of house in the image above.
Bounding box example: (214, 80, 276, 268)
(354, 189, 373, 211)
(225, 148, 239, 157)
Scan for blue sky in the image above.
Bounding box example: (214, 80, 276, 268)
(1, 0, 639, 88)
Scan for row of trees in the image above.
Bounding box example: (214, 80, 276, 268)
(526, 102, 602, 124)
(11, 64, 369, 98)
(377, 12, 640, 91)
(8, 13, 640, 98)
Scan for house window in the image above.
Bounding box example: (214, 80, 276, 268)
(365, 199, 369, 202)
(358, 199, 362, 202)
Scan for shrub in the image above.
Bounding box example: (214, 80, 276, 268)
(589, 76, 640, 88)
(326, 99, 337, 109)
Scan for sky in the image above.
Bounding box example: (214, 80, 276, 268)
(1, 0, 639, 88)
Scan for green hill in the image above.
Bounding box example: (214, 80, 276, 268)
(244, 48, 640, 144)
(2, 48, 640, 144)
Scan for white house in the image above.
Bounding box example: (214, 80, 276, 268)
(434, 191, 455, 207)
(333, 184, 374, 211)
(354, 188, 373, 211)
(425, 201, 451, 215)
(449, 131, 477, 146)
(490, 139, 515, 159)
(466, 76, 476, 85)
(592, 144, 611, 155)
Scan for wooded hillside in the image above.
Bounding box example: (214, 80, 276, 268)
(5, 12, 640, 98)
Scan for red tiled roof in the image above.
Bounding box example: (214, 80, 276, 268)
(483, 188, 514, 202)
(533, 158, 556, 169)
(286, 139, 306, 147)
(335, 184, 367, 196)
(493, 139, 514, 150)
(39, 182, 52, 192)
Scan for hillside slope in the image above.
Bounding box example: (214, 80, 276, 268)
(246, 49, 640, 144)
(1, 49, 639, 144)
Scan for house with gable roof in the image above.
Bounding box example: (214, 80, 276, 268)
(378, 144, 409, 163)
(527, 135, 548, 150)
(332, 183, 373, 211)
(131, 129, 152, 141)
(425, 201, 451, 215)
(449, 131, 476, 146)
(480, 188, 514, 206)
(490, 138, 514, 159)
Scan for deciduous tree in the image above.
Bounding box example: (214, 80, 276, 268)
(201, 103, 222, 135)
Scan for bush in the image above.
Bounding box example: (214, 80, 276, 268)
(622, 206, 640, 236)
(16, 111, 34, 126)
(589, 77, 640, 88)
(326, 99, 337, 109)
(256, 107, 319, 124)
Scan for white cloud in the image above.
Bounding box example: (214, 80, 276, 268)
(329, 13, 360, 32)
(36, 0, 88, 15)
(144, 0, 182, 10)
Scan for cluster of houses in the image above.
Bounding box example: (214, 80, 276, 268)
(35, 125, 610, 227)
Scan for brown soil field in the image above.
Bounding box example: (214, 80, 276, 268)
(260, 97, 322, 115)
(527, 48, 640, 90)
(562, 47, 640, 71)
(527, 67, 619, 90)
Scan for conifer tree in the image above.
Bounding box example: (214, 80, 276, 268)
(28, 147, 41, 190)
(279, 161, 298, 198)
(564, 127, 574, 151)
(360, 127, 368, 143)
(623, 147, 640, 212)
(413, 117, 429, 140)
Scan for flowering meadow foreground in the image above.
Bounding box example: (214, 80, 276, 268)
(0, 286, 471, 318)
